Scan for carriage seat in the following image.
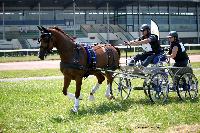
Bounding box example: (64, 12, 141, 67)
(151, 53, 167, 64)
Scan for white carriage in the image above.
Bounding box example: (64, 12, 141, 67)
(112, 51, 198, 103)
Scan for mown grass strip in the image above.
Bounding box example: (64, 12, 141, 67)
(0, 69, 61, 79)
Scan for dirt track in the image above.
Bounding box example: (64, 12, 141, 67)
(0, 55, 200, 71)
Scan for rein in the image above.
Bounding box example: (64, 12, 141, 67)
(60, 62, 119, 72)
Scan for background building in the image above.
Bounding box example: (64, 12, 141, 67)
(0, 0, 199, 49)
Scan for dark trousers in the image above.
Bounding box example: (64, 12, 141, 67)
(173, 59, 188, 67)
(128, 52, 156, 67)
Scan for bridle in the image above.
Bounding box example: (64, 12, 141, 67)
(38, 32, 53, 54)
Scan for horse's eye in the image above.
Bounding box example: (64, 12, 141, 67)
(41, 34, 45, 38)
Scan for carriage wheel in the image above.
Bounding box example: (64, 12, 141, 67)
(112, 73, 132, 100)
(143, 80, 149, 97)
(112, 73, 121, 98)
(148, 72, 169, 103)
(177, 73, 198, 100)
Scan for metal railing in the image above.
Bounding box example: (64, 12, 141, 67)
(0, 44, 199, 57)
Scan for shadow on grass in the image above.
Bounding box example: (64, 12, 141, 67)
(166, 96, 199, 104)
(49, 95, 199, 123)
(49, 98, 151, 123)
(77, 98, 136, 116)
(49, 99, 136, 123)
(76, 93, 165, 116)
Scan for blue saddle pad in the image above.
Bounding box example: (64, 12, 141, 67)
(83, 44, 96, 68)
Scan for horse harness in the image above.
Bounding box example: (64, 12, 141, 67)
(60, 44, 118, 77)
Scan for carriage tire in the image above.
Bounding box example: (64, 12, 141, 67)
(176, 73, 198, 100)
(112, 73, 132, 100)
(143, 81, 148, 97)
(147, 72, 169, 104)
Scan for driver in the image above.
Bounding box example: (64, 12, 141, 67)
(125, 24, 161, 68)
(167, 31, 189, 67)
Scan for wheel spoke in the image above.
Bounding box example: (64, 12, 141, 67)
(148, 72, 168, 103)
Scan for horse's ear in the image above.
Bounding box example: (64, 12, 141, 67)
(37, 26, 43, 32)
(41, 26, 48, 33)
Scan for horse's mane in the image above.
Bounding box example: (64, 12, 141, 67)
(50, 26, 74, 42)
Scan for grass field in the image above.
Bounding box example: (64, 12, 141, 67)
(0, 54, 60, 63)
(0, 77, 200, 133)
(0, 44, 199, 132)
(0, 67, 200, 132)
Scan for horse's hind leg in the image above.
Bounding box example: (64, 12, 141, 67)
(105, 72, 115, 100)
(88, 72, 105, 101)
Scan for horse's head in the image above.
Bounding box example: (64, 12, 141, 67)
(37, 26, 54, 60)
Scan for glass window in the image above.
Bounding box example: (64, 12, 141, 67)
(126, 6, 132, 14)
(140, 15, 151, 25)
(149, 3, 159, 14)
(3, 11, 20, 20)
(41, 10, 54, 20)
(155, 15, 168, 24)
(171, 16, 196, 24)
(127, 15, 133, 25)
(170, 6, 178, 15)
(159, 3, 168, 14)
(56, 10, 73, 20)
(117, 15, 126, 24)
(25, 10, 39, 20)
(140, 3, 149, 14)
(130, 15, 139, 31)
(133, 15, 138, 25)
(188, 6, 196, 15)
(198, 5, 200, 14)
(179, 4, 187, 14)
(133, 5, 138, 14)
(127, 25, 133, 32)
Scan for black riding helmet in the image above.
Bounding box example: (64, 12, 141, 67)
(140, 24, 150, 32)
(167, 31, 178, 38)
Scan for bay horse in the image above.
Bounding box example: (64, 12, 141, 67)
(37, 26, 120, 112)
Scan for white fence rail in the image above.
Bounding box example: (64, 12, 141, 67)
(116, 44, 200, 49)
(0, 44, 199, 56)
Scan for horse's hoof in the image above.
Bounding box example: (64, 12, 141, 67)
(79, 95, 83, 100)
(105, 95, 115, 100)
(63, 91, 67, 96)
(71, 107, 78, 113)
(88, 95, 95, 101)
(110, 95, 115, 100)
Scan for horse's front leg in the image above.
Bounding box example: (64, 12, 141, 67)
(62, 76, 71, 96)
(71, 77, 83, 113)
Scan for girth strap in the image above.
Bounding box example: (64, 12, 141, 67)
(60, 62, 86, 70)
